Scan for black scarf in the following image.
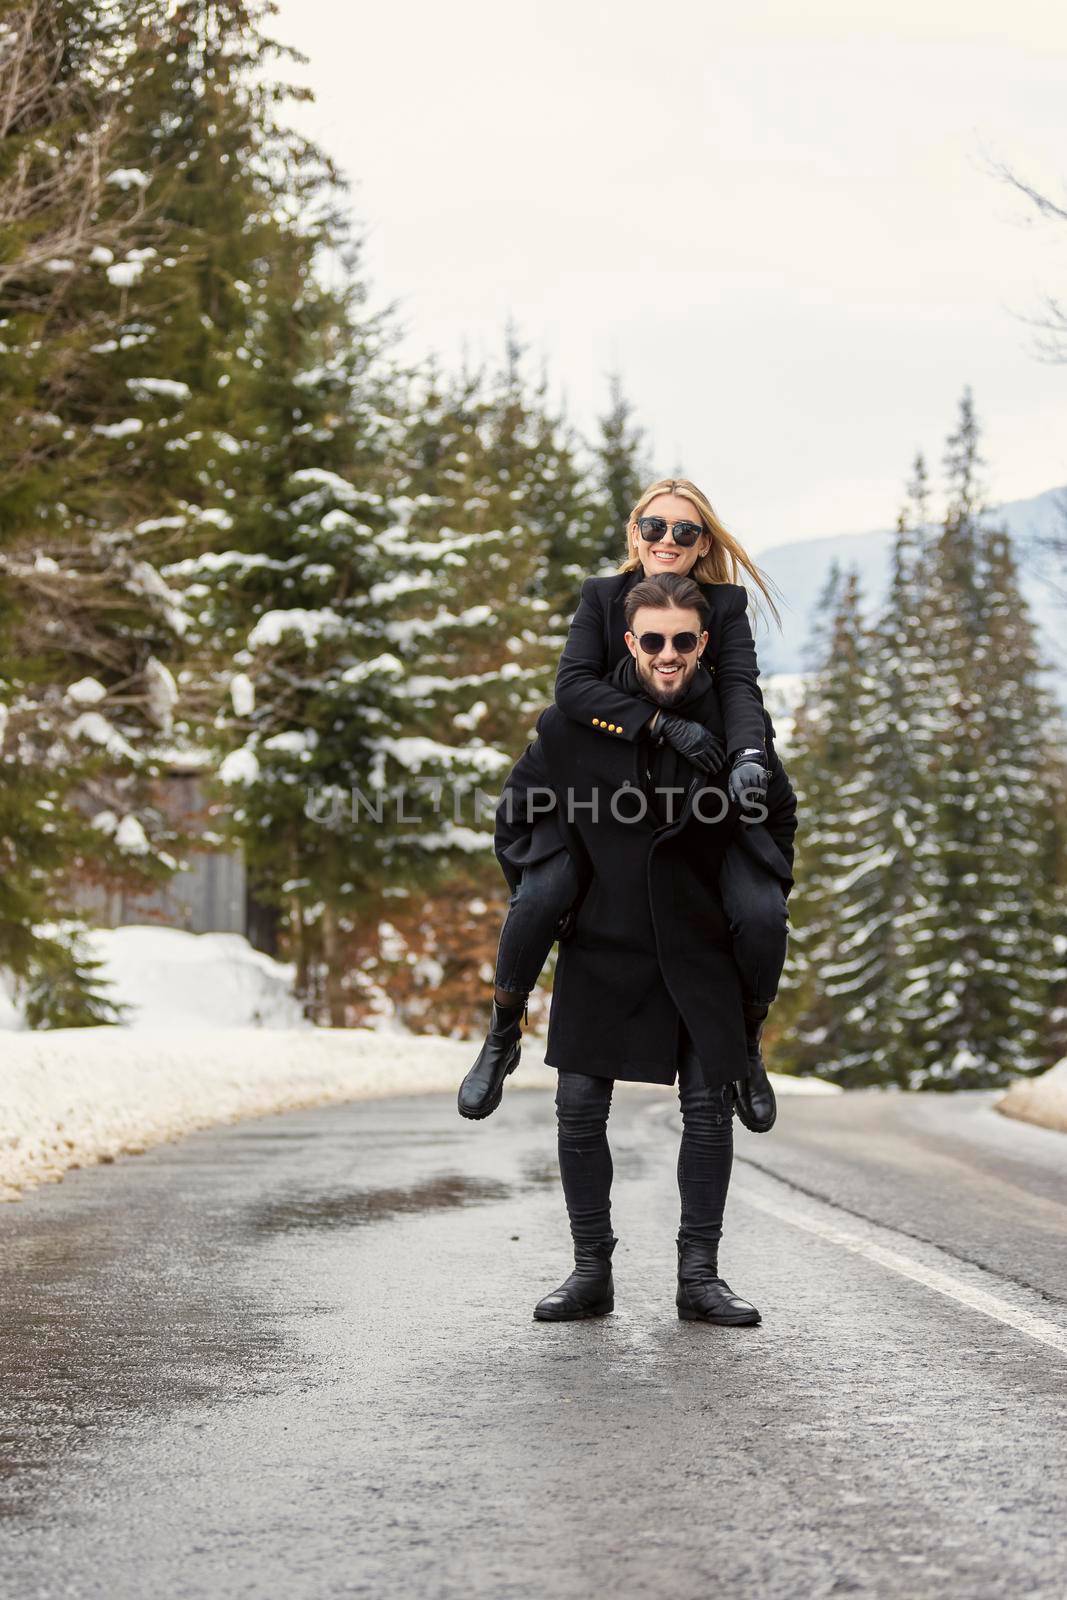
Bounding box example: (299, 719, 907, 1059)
(608, 654, 719, 826)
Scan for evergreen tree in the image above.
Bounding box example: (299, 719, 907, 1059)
(143, 35, 417, 1021)
(589, 370, 650, 571)
(961, 522, 1064, 1073)
(899, 390, 1017, 1086)
(0, 0, 385, 1023)
(0, 0, 183, 1021)
(329, 336, 608, 1032)
(180, 232, 410, 1022)
(1038, 747, 1067, 1067)
(378, 339, 559, 831)
(842, 455, 936, 1083)
(774, 564, 877, 1078)
(519, 366, 602, 624)
(780, 393, 1064, 1088)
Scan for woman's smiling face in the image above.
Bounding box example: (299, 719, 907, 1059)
(630, 492, 711, 578)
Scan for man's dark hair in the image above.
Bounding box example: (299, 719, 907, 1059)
(624, 572, 710, 634)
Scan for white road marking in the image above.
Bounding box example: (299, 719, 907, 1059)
(738, 1182, 1067, 1357)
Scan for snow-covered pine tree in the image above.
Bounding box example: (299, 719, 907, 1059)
(838, 454, 938, 1084)
(588, 370, 651, 573)
(898, 389, 1057, 1086)
(1038, 744, 1067, 1068)
(325, 332, 623, 1035)
(520, 369, 603, 625)
(0, 0, 188, 1022)
(1, 0, 411, 1025)
(346, 345, 566, 1033)
(883, 397, 986, 1085)
(772, 563, 882, 1080)
(173, 228, 412, 1024)
(134, 43, 429, 1025)
(969, 520, 1065, 1072)
(776, 406, 1065, 1089)
(379, 333, 588, 778)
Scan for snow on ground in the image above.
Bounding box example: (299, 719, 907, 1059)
(0, 926, 308, 1034)
(0, 1025, 837, 1202)
(0, 925, 840, 1202)
(996, 1059, 1067, 1135)
(88, 926, 310, 1032)
(0, 1026, 556, 1202)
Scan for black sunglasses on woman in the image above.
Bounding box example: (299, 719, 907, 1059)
(637, 516, 706, 548)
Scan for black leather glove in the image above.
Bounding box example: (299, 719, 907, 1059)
(728, 746, 770, 808)
(654, 713, 727, 775)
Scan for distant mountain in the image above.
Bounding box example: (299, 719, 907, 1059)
(751, 485, 1067, 702)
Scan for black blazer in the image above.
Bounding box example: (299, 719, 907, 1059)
(554, 571, 768, 755)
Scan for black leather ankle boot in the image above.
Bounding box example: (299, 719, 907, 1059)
(732, 1002, 777, 1133)
(457, 996, 526, 1120)
(533, 1235, 617, 1321)
(676, 1237, 761, 1326)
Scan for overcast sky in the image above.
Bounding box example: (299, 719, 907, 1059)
(272, 0, 1067, 552)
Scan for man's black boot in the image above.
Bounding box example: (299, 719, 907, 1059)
(457, 996, 526, 1120)
(676, 1237, 761, 1326)
(533, 1236, 617, 1320)
(732, 1002, 777, 1133)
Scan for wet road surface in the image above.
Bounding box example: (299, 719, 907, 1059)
(1, 1084, 1065, 1599)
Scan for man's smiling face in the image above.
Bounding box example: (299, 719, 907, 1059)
(625, 603, 708, 706)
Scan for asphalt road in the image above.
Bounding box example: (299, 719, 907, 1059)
(1, 1082, 1065, 1600)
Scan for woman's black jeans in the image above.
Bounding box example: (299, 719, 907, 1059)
(494, 849, 580, 994)
(494, 840, 787, 1007)
(553, 1038, 734, 1250)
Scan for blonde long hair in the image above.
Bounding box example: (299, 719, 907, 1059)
(618, 476, 782, 631)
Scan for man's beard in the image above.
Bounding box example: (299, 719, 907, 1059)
(635, 658, 695, 707)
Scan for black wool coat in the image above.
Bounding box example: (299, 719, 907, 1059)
(554, 571, 768, 754)
(497, 570, 798, 897)
(501, 666, 766, 1090)
(495, 569, 790, 889)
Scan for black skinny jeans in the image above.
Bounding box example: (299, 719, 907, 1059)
(494, 839, 788, 1007)
(494, 849, 581, 994)
(554, 1036, 734, 1250)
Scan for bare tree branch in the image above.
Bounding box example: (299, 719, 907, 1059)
(982, 153, 1067, 364)
(0, 1, 145, 291)
(979, 152, 1067, 590)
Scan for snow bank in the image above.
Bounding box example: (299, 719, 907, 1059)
(0, 1024, 835, 1202)
(995, 1059, 1067, 1135)
(0, 927, 306, 1035)
(771, 1073, 841, 1096)
(0, 926, 839, 1201)
(0, 1027, 558, 1201)
(94, 926, 308, 1033)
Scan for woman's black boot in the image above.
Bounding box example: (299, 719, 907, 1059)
(676, 1237, 761, 1326)
(533, 1235, 617, 1320)
(732, 1002, 777, 1133)
(457, 996, 526, 1120)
